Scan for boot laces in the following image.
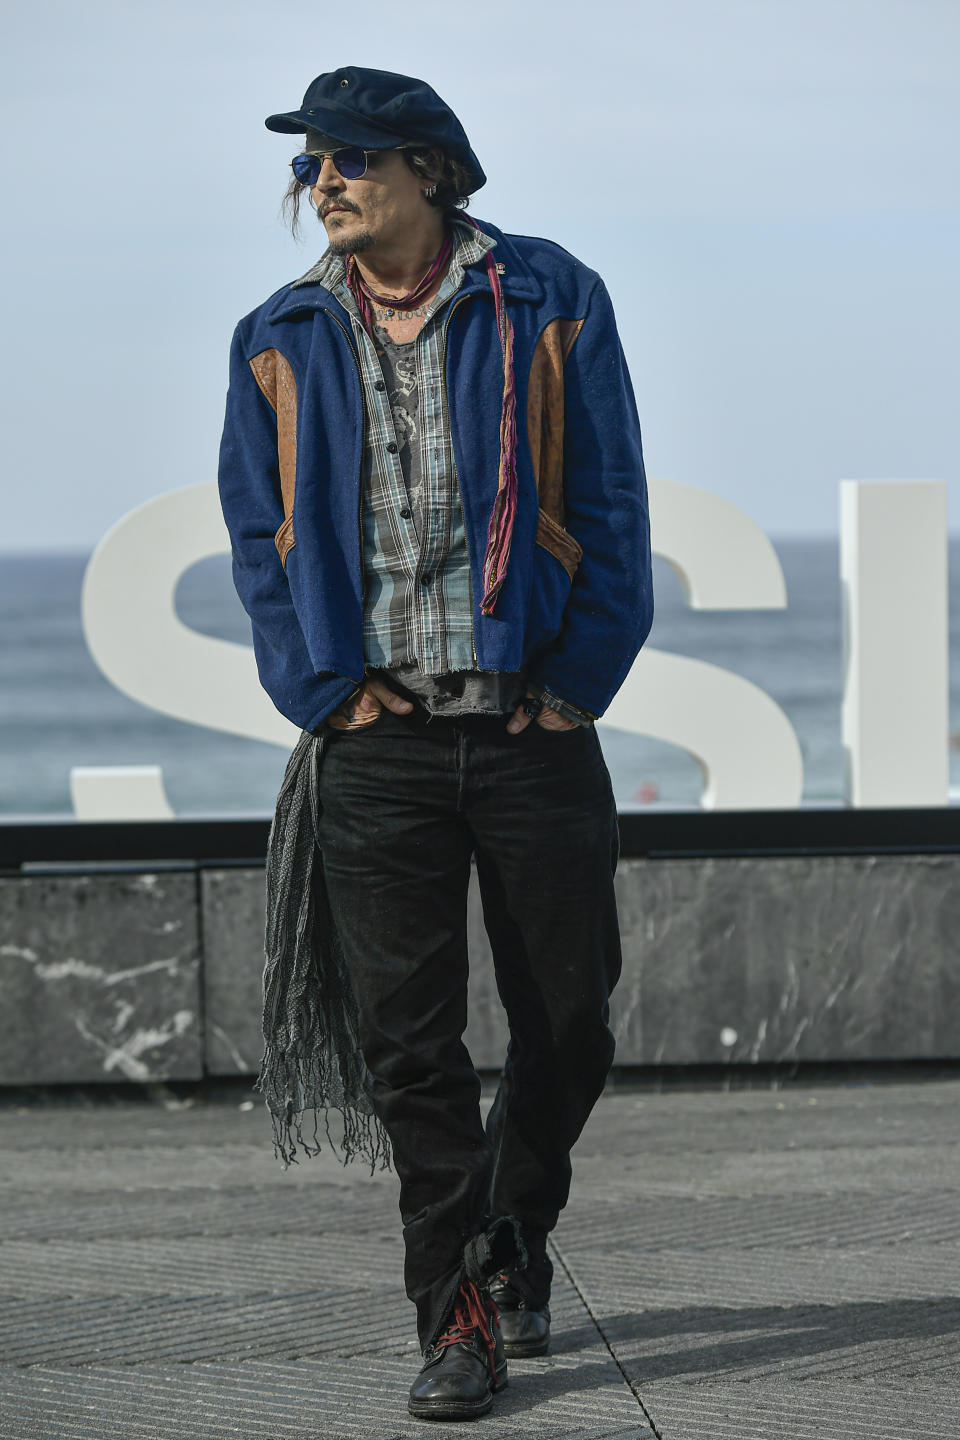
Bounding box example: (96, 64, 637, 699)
(435, 1280, 499, 1372)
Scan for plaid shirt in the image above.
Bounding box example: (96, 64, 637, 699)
(297, 221, 493, 675)
(293, 224, 592, 725)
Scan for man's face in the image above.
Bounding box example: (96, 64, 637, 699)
(312, 149, 433, 254)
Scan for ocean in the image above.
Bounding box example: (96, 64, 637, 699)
(3, 540, 959, 818)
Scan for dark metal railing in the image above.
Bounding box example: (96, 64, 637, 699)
(3, 807, 960, 870)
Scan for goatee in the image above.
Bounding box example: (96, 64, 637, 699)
(318, 208, 375, 256)
(326, 230, 376, 255)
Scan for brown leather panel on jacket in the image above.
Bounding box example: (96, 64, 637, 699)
(274, 514, 296, 569)
(526, 317, 586, 526)
(536, 508, 583, 580)
(249, 349, 299, 564)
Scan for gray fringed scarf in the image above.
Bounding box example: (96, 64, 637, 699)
(254, 727, 392, 1172)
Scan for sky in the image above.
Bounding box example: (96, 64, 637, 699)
(1, 0, 958, 551)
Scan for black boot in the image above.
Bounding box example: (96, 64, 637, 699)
(408, 1278, 508, 1421)
(488, 1269, 551, 1357)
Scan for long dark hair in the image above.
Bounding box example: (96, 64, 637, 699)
(282, 145, 473, 238)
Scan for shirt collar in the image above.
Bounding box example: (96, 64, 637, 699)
(291, 217, 496, 298)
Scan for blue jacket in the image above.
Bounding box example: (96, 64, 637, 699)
(218, 220, 653, 732)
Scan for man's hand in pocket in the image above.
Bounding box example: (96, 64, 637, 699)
(328, 677, 415, 730)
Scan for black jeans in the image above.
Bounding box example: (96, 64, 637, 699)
(316, 702, 622, 1348)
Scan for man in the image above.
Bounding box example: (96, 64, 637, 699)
(218, 65, 653, 1422)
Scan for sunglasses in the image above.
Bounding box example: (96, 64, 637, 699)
(291, 146, 387, 185)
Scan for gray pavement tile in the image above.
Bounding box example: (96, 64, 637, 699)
(0, 1273, 593, 1368)
(641, 1378, 960, 1440)
(3, 1081, 958, 1159)
(557, 1244, 960, 1310)
(3, 1081, 960, 1440)
(572, 1083, 960, 1161)
(591, 1299, 960, 1384)
(568, 1142, 960, 1196)
(0, 1235, 404, 1298)
(0, 1101, 263, 1152)
(0, 1357, 653, 1440)
(0, 1184, 402, 1241)
(0, 1144, 399, 1192)
(555, 1188, 960, 1251)
(0, 1099, 387, 1162)
(0, 1292, 416, 1366)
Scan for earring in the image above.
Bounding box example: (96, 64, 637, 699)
(423, 184, 438, 198)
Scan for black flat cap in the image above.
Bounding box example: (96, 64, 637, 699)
(265, 65, 486, 194)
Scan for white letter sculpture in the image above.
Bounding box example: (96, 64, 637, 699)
(840, 480, 948, 807)
(602, 479, 804, 810)
(81, 484, 297, 749)
(77, 484, 299, 819)
(78, 477, 948, 818)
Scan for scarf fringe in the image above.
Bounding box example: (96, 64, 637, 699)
(256, 727, 393, 1173)
(254, 1051, 392, 1173)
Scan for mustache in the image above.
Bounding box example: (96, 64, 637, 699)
(319, 198, 361, 220)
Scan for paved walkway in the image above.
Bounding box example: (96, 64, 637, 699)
(1, 1077, 958, 1439)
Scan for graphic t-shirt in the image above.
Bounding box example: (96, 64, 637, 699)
(374, 328, 425, 538)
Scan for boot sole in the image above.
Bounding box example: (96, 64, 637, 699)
(502, 1335, 550, 1358)
(408, 1377, 507, 1422)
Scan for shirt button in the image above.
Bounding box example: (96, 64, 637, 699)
(399, 507, 412, 519)
(375, 380, 386, 391)
(421, 573, 433, 586)
(386, 441, 398, 454)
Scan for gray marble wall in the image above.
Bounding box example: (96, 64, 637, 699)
(2, 854, 958, 1084)
(610, 855, 960, 1065)
(0, 871, 202, 1084)
(199, 868, 265, 1076)
(466, 854, 960, 1066)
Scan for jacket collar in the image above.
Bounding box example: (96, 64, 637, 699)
(265, 216, 543, 325)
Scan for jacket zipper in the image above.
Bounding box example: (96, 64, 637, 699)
(323, 307, 368, 691)
(440, 292, 480, 667)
